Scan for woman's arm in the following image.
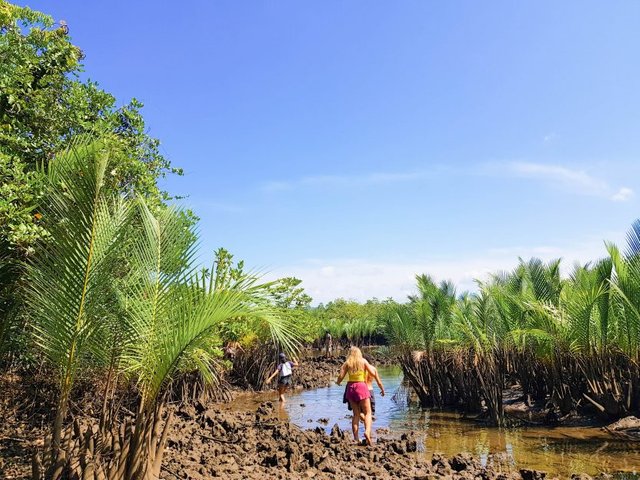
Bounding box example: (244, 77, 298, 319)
(364, 361, 385, 395)
(266, 367, 279, 383)
(364, 360, 376, 377)
(374, 370, 385, 397)
(290, 359, 299, 367)
(336, 364, 347, 385)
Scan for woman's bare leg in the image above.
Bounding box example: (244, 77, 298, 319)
(360, 398, 372, 445)
(278, 385, 286, 403)
(349, 400, 361, 442)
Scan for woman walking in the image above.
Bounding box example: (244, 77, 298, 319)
(266, 352, 298, 403)
(336, 346, 377, 445)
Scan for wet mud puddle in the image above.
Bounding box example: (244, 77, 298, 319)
(231, 366, 640, 477)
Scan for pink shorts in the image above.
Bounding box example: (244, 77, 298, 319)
(345, 382, 371, 403)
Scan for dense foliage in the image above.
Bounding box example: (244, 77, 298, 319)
(383, 226, 640, 425)
(0, 0, 183, 358)
(4, 3, 640, 479)
(0, 2, 311, 477)
(25, 139, 301, 479)
(309, 298, 391, 346)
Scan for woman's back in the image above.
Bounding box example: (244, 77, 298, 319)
(279, 360, 292, 377)
(345, 358, 365, 382)
(347, 366, 365, 382)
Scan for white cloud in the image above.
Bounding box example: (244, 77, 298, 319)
(262, 170, 426, 192)
(508, 162, 608, 193)
(486, 245, 563, 257)
(506, 162, 633, 202)
(263, 161, 635, 202)
(611, 187, 634, 202)
(267, 232, 625, 304)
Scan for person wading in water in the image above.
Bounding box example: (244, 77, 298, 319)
(324, 331, 333, 358)
(362, 356, 385, 420)
(266, 353, 298, 403)
(336, 346, 378, 446)
(343, 355, 385, 422)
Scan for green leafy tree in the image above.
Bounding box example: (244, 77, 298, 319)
(25, 138, 133, 461)
(27, 140, 300, 479)
(0, 1, 185, 358)
(267, 277, 312, 309)
(0, 1, 177, 202)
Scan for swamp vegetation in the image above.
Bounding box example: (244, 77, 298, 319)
(385, 240, 640, 428)
(3, 1, 640, 479)
(22, 139, 301, 479)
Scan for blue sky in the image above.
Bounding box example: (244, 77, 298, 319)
(23, 1, 640, 303)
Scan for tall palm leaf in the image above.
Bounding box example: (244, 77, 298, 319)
(25, 139, 132, 455)
(382, 303, 424, 351)
(608, 224, 640, 355)
(594, 257, 614, 349)
(117, 203, 300, 478)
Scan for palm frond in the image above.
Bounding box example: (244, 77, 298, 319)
(26, 139, 132, 392)
(120, 205, 301, 408)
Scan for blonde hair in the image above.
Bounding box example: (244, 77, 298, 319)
(345, 346, 364, 373)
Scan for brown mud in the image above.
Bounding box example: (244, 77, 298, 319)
(0, 370, 52, 479)
(228, 346, 395, 392)
(0, 357, 631, 479)
(284, 356, 340, 390)
(163, 400, 565, 480)
(291, 347, 400, 389)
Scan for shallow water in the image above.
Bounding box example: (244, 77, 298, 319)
(232, 366, 640, 477)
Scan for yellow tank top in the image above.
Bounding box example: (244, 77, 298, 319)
(348, 370, 365, 382)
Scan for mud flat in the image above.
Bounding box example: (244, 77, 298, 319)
(0, 387, 614, 480)
(271, 348, 396, 391)
(162, 400, 587, 480)
(288, 356, 342, 390)
(0, 364, 622, 480)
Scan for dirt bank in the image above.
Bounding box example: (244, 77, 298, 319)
(273, 348, 398, 391)
(163, 400, 587, 480)
(288, 356, 342, 390)
(0, 369, 613, 480)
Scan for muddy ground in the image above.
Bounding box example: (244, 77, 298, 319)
(0, 357, 615, 479)
(164, 400, 594, 480)
(286, 356, 341, 390)
(252, 349, 397, 391)
(0, 370, 51, 479)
